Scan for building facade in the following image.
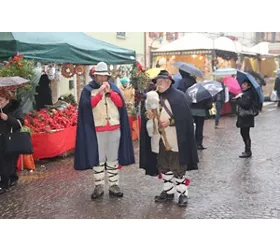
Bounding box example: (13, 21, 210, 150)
(85, 32, 145, 65)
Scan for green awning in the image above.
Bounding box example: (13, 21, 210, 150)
(0, 32, 136, 65)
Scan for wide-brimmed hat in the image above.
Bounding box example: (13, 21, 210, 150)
(93, 62, 111, 76)
(152, 70, 174, 84)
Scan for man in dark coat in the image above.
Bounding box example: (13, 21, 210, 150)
(74, 62, 135, 200)
(140, 70, 199, 207)
(177, 70, 196, 93)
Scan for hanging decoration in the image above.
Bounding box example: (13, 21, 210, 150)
(46, 64, 56, 81)
(61, 64, 75, 78)
(75, 65, 85, 75)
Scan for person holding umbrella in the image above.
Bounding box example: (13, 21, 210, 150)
(173, 62, 211, 150)
(0, 77, 29, 194)
(233, 75, 261, 158)
(0, 87, 24, 194)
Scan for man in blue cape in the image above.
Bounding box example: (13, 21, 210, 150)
(74, 62, 135, 200)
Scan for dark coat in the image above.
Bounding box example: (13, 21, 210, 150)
(274, 77, 280, 97)
(235, 88, 256, 128)
(139, 87, 199, 176)
(35, 74, 53, 110)
(74, 80, 135, 170)
(177, 70, 196, 93)
(0, 100, 24, 178)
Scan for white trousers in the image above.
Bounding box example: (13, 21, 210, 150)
(93, 129, 121, 187)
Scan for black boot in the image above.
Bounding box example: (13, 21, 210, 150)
(0, 177, 9, 195)
(109, 185, 123, 198)
(197, 145, 207, 150)
(155, 191, 174, 203)
(178, 194, 188, 207)
(91, 185, 104, 200)
(239, 139, 252, 158)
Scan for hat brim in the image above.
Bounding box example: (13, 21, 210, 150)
(93, 72, 111, 76)
(152, 76, 175, 84)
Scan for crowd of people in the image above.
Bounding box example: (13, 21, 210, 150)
(1, 61, 278, 208)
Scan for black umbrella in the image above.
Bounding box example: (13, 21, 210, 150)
(186, 80, 223, 103)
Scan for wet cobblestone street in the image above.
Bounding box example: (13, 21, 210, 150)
(1, 103, 280, 219)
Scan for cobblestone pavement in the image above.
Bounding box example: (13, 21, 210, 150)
(1, 103, 280, 219)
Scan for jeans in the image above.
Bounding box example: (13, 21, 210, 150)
(215, 102, 223, 126)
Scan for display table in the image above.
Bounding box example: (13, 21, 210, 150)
(31, 126, 77, 160)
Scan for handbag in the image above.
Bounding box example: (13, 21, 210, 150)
(3, 120, 33, 155)
(237, 105, 259, 117)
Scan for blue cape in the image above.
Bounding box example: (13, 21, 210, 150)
(74, 80, 135, 170)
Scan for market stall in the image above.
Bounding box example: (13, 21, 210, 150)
(0, 33, 137, 161)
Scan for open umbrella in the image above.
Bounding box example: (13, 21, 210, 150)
(236, 71, 264, 104)
(0, 76, 29, 87)
(145, 68, 161, 79)
(247, 71, 265, 86)
(172, 73, 182, 89)
(223, 76, 242, 95)
(186, 80, 223, 103)
(212, 68, 237, 77)
(173, 62, 204, 78)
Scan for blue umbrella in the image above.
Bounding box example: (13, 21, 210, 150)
(236, 71, 264, 104)
(172, 73, 182, 89)
(173, 62, 204, 78)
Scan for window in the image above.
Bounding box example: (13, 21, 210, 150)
(116, 32, 126, 39)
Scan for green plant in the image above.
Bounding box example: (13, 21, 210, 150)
(0, 55, 35, 95)
(129, 64, 149, 91)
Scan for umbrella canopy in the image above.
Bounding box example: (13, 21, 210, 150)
(236, 71, 264, 104)
(172, 73, 182, 89)
(173, 62, 204, 78)
(0, 76, 29, 87)
(186, 80, 223, 103)
(223, 77, 242, 95)
(212, 68, 237, 77)
(247, 71, 265, 86)
(145, 68, 161, 79)
(0, 32, 136, 65)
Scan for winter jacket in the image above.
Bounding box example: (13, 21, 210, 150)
(235, 88, 256, 128)
(177, 70, 196, 93)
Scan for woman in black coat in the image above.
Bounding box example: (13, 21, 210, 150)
(233, 80, 259, 158)
(0, 88, 24, 194)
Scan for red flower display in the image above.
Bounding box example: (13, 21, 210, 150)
(24, 105, 78, 134)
